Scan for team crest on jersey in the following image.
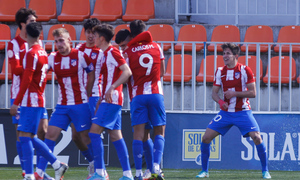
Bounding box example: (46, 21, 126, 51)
(71, 59, 77, 66)
(91, 52, 97, 60)
(235, 72, 240, 79)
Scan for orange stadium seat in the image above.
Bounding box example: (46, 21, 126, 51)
(297, 75, 300, 84)
(241, 25, 274, 53)
(174, 24, 206, 52)
(0, 60, 12, 80)
(274, 26, 300, 53)
(238, 56, 263, 80)
(263, 56, 296, 84)
(29, 0, 57, 21)
(207, 25, 240, 52)
(148, 24, 174, 51)
(57, 0, 90, 22)
(0, 0, 25, 21)
(0, 24, 11, 50)
(196, 55, 224, 82)
(112, 24, 130, 47)
(15, 28, 44, 40)
(163, 54, 193, 82)
(90, 0, 122, 21)
(45, 24, 76, 51)
(122, 0, 155, 22)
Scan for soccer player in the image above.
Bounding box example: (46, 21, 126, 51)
(35, 28, 95, 179)
(7, 7, 51, 179)
(196, 43, 271, 179)
(115, 29, 155, 180)
(9, 22, 68, 180)
(75, 18, 108, 179)
(88, 24, 133, 180)
(123, 20, 166, 180)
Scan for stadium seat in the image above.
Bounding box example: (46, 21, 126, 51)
(112, 24, 130, 47)
(196, 55, 224, 82)
(207, 25, 240, 52)
(148, 24, 174, 51)
(15, 28, 44, 40)
(0, 0, 25, 21)
(297, 75, 300, 84)
(0, 24, 11, 50)
(90, 0, 122, 21)
(57, 0, 90, 22)
(174, 24, 206, 52)
(0, 60, 12, 80)
(45, 24, 76, 51)
(79, 28, 86, 41)
(274, 26, 300, 53)
(29, 0, 57, 21)
(238, 56, 263, 80)
(122, 0, 155, 22)
(241, 25, 274, 53)
(163, 54, 193, 82)
(263, 56, 296, 84)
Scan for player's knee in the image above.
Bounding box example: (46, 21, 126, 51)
(202, 135, 212, 144)
(72, 132, 81, 143)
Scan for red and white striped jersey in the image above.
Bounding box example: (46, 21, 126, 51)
(96, 46, 126, 106)
(48, 48, 94, 105)
(124, 31, 164, 98)
(76, 43, 102, 97)
(213, 63, 255, 112)
(13, 44, 48, 107)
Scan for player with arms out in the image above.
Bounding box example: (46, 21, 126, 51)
(196, 43, 271, 179)
(35, 28, 95, 179)
(88, 24, 133, 180)
(10, 22, 68, 180)
(123, 20, 166, 180)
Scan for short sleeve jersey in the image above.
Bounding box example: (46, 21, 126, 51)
(14, 44, 48, 107)
(96, 46, 126, 106)
(213, 63, 255, 112)
(124, 31, 164, 98)
(48, 48, 94, 105)
(76, 43, 102, 97)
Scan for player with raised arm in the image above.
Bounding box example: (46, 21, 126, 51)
(35, 28, 95, 179)
(7, 7, 52, 179)
(123, 20, 166, 180)
(196, 43, 271, 179)
(10, 22, 68, 180)
(88, 24, 133, 180)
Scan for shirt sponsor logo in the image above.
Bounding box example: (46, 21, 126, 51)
(131, 44, 155, 52)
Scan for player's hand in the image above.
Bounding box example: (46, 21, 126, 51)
(10, 104, 18, 116)
(218, 99, 228, 110)
(104, 87, 114, 103)
(224, 90, 236, 99)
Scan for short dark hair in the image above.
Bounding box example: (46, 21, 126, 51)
(15, 8, 37, 30)
(115, 29, 131, 44)
(130, 20, 146, 37)
(83, 18, 101, 31)
(221, 43, 240, 55)
(26, 22, 43, 38)
(93, 24, 114, 43)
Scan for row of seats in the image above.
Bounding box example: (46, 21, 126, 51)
(0, 0, 155, 22)
(1, 23, 299, 52)
(163, 55, 297, 84)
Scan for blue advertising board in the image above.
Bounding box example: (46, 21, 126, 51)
(164, 113, 300, 171)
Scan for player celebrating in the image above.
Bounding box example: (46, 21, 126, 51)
(123, 20, 166, 180)
(88, 24, 133, 180)
(196, 43, 271, 179)
(7, 7, 51, 179)
(10, 22, 68, 180)
(35, 28, 95, 179)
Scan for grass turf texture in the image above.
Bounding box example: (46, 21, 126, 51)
(1, 167, 300, 179)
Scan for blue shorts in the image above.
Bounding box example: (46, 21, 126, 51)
(11, 99, 48, 124)
(49, 103, 91, 132)
(207, 110, 260, 137)
(93, 103, 122, 130)
(130, 94, 166, 127)
(130, 102, 153, 130)
(17, 107, 44, 134)
(88, 96, 100, 117)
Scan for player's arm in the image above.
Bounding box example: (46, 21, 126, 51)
(160, 59, 165, 77)
(212, 85, 228, 110)
(224, 82, 256, 99)
(105, 63, 132, 103)
(8, 43, 23, 75)
(86, 69, 95, 97)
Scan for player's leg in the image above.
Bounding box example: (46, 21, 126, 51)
(143, 128, 153, 175)
(132, 124, 146, 178)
